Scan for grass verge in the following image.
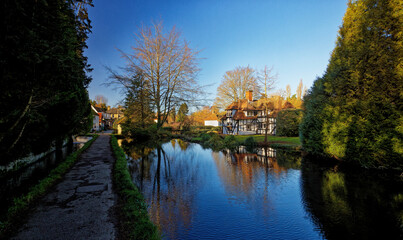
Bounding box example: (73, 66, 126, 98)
(190, 133, 301, 150)
(110, 135, 160, 240)
(233, 135, 301, 146)
(0, 134, 99, 239)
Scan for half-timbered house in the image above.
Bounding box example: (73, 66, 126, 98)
(221, 90, 294, 135)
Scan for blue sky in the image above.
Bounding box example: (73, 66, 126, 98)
(85, 0, 348, 107)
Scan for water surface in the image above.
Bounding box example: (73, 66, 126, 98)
(123, 139, 403, 240)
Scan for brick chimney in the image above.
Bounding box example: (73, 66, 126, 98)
(246, 90, 253, 101)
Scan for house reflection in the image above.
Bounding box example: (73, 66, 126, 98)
(211, 146, 296, 219)
(221, 146, 288, 176)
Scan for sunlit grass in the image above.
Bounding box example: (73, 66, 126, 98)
(233, 135, 301, 146)
(110, 135, 160, 240)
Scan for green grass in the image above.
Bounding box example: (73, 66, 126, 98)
(0, 134, 99, 239)
(110, 135, 160, 240)
(233, 135, 301, 146)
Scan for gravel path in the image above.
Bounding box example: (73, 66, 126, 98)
(12, 135, 117, 240)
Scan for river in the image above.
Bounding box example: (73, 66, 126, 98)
(122, 139, 403, 240)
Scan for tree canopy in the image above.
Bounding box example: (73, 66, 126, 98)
(110, 20, 202, 129)
(300, 0, 403, 168)
(215, 66, 261, 109)
(177, 103, 189, 123)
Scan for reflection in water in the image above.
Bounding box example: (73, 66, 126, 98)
(127, 140, 202, 239)
(301, 160, 403, 240)
(122, 139, 403, 240)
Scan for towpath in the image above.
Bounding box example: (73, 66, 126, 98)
(12, 134, 117, 240)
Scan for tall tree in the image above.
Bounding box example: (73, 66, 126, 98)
(258, 65, 277, 97)
(95, 95, 108, 105)
(123, 71, 154, 129)
(116, 20, 201, 129)
(215, 66, 261, 109)
(0, 0, 93, 163)
(296, 79, 303, 100)
(177, 103, 189, 123)
(257, 66, 277, 143)
(300, 0, 403, 168)
(285, 85, 292, 100)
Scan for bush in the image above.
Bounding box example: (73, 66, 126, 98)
(244, 136, 257, 149)
(276, 109, 304, 137)
(223, 135, 239, 150)
(206, 134, 224, 150)
(200, 133, 211, 142)
(162, 126, 173, 132)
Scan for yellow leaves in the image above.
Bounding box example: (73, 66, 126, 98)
(322, 105, 353, 158)
(190, 106, 218, 125)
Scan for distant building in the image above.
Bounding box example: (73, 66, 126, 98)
(204, 120, 219, 127)
(91, 105, 103, 131)
(106, 108, 124, 120)
(105, 107, 124, 128)
(221, 90, 294, 135)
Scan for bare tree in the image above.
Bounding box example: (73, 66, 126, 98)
(95, 95, 108, 105)
(258, 66, 277, 143)
(296, 79, 303, 100)
(215, 66, 261, 109)
(109, 20, 201, 129)
(286, 84, 291, 99)
(258, 66, 277, 97)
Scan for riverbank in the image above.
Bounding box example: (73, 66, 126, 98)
(1, 135, 119, 239)
(110, 135, 160, 240)
(0, 135, 99, 238)
(189, 133, 301, 150)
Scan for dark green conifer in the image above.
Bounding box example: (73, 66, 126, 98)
(300, 0, 402, 168)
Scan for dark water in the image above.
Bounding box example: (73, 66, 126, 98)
(122, 139, 403, 240)
(0, 137, 91, 218)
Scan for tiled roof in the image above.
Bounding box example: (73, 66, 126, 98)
(225, 99, 259, 111)
(232, 110, 257, 120)
(282, 101, 295, 109)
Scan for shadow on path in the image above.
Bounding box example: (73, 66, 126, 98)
(12, 135, 117, 240)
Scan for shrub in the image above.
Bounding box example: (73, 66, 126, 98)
(223, 135, 239, 150)
(276, 109, 304, 137)
(200, 133, 211, 142)
(206, 134, 224, 150)
(162, 126, 173, 132)
(244, 136, 257, 149)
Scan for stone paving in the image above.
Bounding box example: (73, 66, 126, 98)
(12, 135, 117, 240)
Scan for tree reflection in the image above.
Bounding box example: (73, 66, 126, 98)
(123, 139, 203, 239)
(301, 158, 403, 239)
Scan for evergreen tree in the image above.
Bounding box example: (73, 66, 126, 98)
(123, 71, 154, 129)
(0, 0, 93, 163)
(300, 0, 403, 168)
(177, 103, 189, 123)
